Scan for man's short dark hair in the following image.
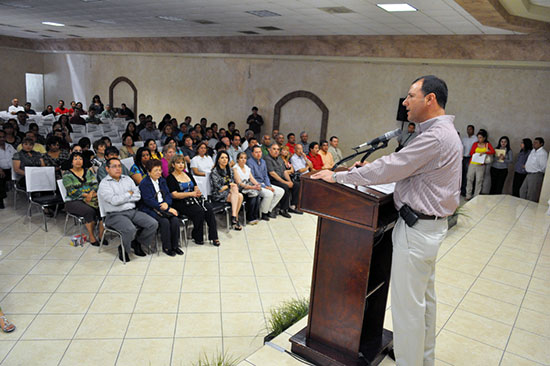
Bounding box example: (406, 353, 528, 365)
(252, 145, 262, 152)
(22, 137, 35, 145)
(320, 140, 328, 146)
(200, 117, 207, 123)
(105, 146, 120, 157)
(25, 102, 31, 106)
(215, 142, 226, 151)
(412, 75, 448, 109)
(248, 137, 257, 144)
(535, 137, 545, 146)
(206, 127, 213, 133)
(408, 122, 416, 128)
(228, 121, 236, 128)
(287, 133, 295, 139)
(252, 106, 258, 111)
(231, 134, 241, 141)
(106, 157, 120, 168)
(467, 124, 475, 130)
(309, 142, 319, 150)
(329, 136, 338, 141)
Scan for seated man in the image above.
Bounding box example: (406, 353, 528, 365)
(24, 102, 36, 115)
(396, 122, 417, 152)
(319, 140, 335, 170)
(286, 133, 296, 155)
(261, 134, 271, 157)
(54, 100, 70, 116)
(97, 146, 132, 182)
(275, 133, 285, 149)
(299, 131, 309, 154)
(290, 143, 312, 177)
(69, 108, 86, 126)
(98, 158, 158, 262)
(16, 111, 30, 133)
(241, 129, 254, 151)
(245, 137, 258, 160)
(264, 144, 301, 218)
(118, 103, 135, 120)
(100, 104, 116, 119)
(227, 134, 242, 163)
(306, 142, 323, 171)
(247, 145, 284, 220)
(87, 109, 102, 124)
(8, 98, 24, 115)
(328, 136, 344, 166)
(139, 120, 161, 141)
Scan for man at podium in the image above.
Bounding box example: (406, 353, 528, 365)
(313, 75, 462, 366)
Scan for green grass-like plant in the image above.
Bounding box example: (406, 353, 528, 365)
(266, 297, 309, 338)
(192, 350, 240, 366)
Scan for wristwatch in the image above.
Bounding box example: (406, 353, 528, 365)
(332, 172, 337, 182)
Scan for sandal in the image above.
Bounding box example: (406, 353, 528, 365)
(212, 239, 221, 247)
(0, 315, 15, 333)
(231, 217, 242, 231)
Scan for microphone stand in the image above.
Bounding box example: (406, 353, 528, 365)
(331, 141, 389, 171)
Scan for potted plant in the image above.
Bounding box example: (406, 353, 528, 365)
(448, 203, 469, 229)
(193, 350, 239, 366)
(264, 297, 309, 343)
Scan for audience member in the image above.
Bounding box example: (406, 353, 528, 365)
(87, 109, 102, 124)
(227, 134, 242, 163)
(15, 111, 29, 133)
(41, 105, 55, 116)
(42, 136, 70, 180)
(139, 159, 181, 256)
(139, 120, 161, 141)
(275, 133, 285, 149)
(0, 130, 16, 209)
(286, 133, 296, 154)
(161, 145, 177, 178)
(206, 128, 218, 149)
(62, 152, 105, 246)
(69, 108, 86, 126)
(512, 138, 533, 197)
(118, 103, 134, 120)
(280, 146, 293, 170)
(69, 101, 77, 115)
(247, 146, 284, 220)
(520, 137, 548, 202)
(396, 122, 417, 152)
(167, 154, 220, 246)
(28, 124, 45, 145)
(12, 137, 45, 188)
(3, 123, 20, 149)
(272, 129, 279, 140)
(17, 131, 46, 154)
(190, 142, 214, 177)
(58, 114, 73, 135)
(489, 136, 513, 195)
(210, 151, 243, 230)
(210, 122, 219, 139)
(8, 98, 24, 115)
(88, 95, 104, 115)
(461, 124, 476, 196)
(319, 140, 334, 169)
(125, 121, 140, 142)
(181, 135, 196, 164)
(24, 102, 36, 115)
(261, 134, 271, 156)
(265, 144, 301, 218)
(98, 158, 158, 262)
(120, 134, 136, 159)
(163, 137, 182, 155)
(161, 124, 177, 142)
(244, 137, 258, 160)
(306, 142, 323, 171)
(100, 104, 116, 119)
(227, 121, 236, 140)
(465, 129, 495, 200)
(240, 130, 254, 151)
(75, 102, 86, 114)
(145, 139, 162, 160)
(97, 146, 131, 182)
(158, 114, 172, 132)
(233, 152, 262, 224)
(328, 136, 344, 166)
(246, 106, 264, 137)
(130, 147, 150, 185)
(299, 131, 309, 154)
(54, 100, 70, 116)
(290, 143, 312, 177)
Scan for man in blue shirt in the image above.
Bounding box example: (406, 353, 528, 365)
(246, 146, 284, 220)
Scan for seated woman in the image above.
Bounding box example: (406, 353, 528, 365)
(167, 155, 220, 246)
(91, 139, 107, 171)
(130, 147, 150, 185)
(139, 159, 182, 256)
(62, 152, 106, 246)
(119, 133, 136, 159)
(190, 142, 214, 177)
(43, 136, 70, 180)
(233, 152, 262, 224)
(124, 121, 140, 142)
(161, 124, 177, 142)
(164, 137, 182, 155)
(280, 145, 293, 170)
(12, 137, 45, 189)
(210, 151, 243, 230)
(145, 139, 163, 160)
(161, 145, 177, 178)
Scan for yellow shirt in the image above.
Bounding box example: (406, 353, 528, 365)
(17, 143, 46, 154)
(319, 150, 334, 169)
(470, 146, 487, 165)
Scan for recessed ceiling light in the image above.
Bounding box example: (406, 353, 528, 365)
(318, 7, 355, 14)
(92, 19, 116, 24)
(80, 0, 103, 2)
(245, 10, 281, 17)
(0, 2, 33, 8)
(257, 26, 283, 31)
(376, 3, 417, 12)
(42, 21, 65, 27)
(157, 15, 184, 22)
(239, 30, 259, 34)
(193, 19, 217, 25)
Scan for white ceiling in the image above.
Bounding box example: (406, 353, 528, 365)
(0, 0, 519, 40)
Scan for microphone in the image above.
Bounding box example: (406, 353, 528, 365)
(352, 128, 401, 150)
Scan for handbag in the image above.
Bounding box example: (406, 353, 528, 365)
(240, 178, 259, 197)
(154, 208, 175, 218)
(484, 154, 493, 164)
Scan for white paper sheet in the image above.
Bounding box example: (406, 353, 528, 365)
(471, 153, 486, 164)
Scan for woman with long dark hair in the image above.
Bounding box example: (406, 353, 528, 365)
(130, 147, 151, 185)
(124, 121, 140, 141)
(512, 138, 533, 197)
(489, 136, 513, 194)
(88, 95, 104, 114)
(465, 129, 495, 200)
(210, 151, 243, 230)
(120, 133, 136, 159)
(145, 139, 162, 160)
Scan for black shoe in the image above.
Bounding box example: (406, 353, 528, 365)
(279, 210, 291, 218)
(387, 349, 395, 361)
(118, 246, 130, 262)
(163, 249, 176, 257)
(289, 208, 303, 215)
(92, 238, 109, 247)
(194, 239, 204, 245)
(132, 242, 146, 257)
(102, 238, 109, 246)
(174, 247, 184, 255)
(261, 213, 270, 221)
(268, 211, 277, 219)
(212, 239, 220, 247)
(0, 200, 4, 209)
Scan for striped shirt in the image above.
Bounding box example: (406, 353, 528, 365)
(334, 114, 462, 217)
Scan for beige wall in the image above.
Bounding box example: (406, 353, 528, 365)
(3, 48, 550, 195)
(0, 48, 43, 111)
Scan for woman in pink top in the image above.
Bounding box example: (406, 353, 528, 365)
(161, 145, 177, 178)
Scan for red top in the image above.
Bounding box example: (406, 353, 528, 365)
(469, 142, 495, 163)
(55, 107, 70, 115)
(307, 153, 323, 170)
(286, 142, 295, 155)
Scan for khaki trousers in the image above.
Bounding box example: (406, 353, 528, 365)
(391, 217, 448, 366)
(465, 164, 485, 199)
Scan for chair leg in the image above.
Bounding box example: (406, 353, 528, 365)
(13, 189, 16, 210)
(63, 214, 69, 236)
(98, 230, 105, 253)
(42, 207, 48, 232)
(243, 203, 247, 226)
(119, 234, 126, 265)
(226, 208, 231, 233)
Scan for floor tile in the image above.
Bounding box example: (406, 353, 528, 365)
(522, 290, 550, 315)
(182, 276, 220, 293)
(141, 275, 182, 293)
(69, 260, 113, 276)
(28, 259, 77, 275)
(125, 313, 177, 338)
(458, 292, 519, 325)
(222, 312, 266, 337)
(116, 338, 172, 366)
(444, 309, 512, 349)
(220, 276, 257, 293)
(184, 260, 220, 276)
(88, 293, 138, 313)
(55, 275, 105, 293)
(134, 292, 180, 313)
(434, 281, 467, 307)
(147, 261, 185, 276)
(74, 313, 131, 339)
(480, 265, 531, 289)
(221, 292, 263, 313)
(528, 277, 550, 296)
(515, 308, 550, 338)
(11, 274, 65, 293)
(259, 293, 300, 312)
(175, 312, 222, 337)
(219, 261, 255, 277)
(0, 260, 39, 275)
(500, 352, 543, 366)
(1, 292, 52, 313)
(223, 336, 264, 362)
(507, 328, 550, 365)
(436, 329, 503, 366)
(179, 292, 221, 313)
(107, 261, 149, 276)
(99, 275, 144, 293)
(0, 340, 70, 366)
(21, 314, 84, 340)
(172, 337, 223, 366)
(0, 314, 35, 341)
(0, 275, 24, 293)
(41, 292, 95, 314)
(59, 339, 122, 366)
(0, 341, 16, 363)
(470, 278, 526, 305)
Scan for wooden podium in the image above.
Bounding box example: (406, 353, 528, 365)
(289, 173, 398, 366)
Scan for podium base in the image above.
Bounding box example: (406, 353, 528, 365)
(289, 327, 393, 366)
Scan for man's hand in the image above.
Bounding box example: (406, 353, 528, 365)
(311, 170, 335, 183)
(350, 161, 368, 169)
(266, 186, 274, 192)
(168, 208, 178, 216)
(128, 190, 134, 196)
(160, 202, 169, 210)
(286, 180, 294, 188)
(0, 169, 5, 179)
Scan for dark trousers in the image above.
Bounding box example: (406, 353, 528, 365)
(460, 157, 469, 196)
(512, 172, 527, 198)
(175, 201, 218, 241)
(489, 167, 508, 195)
(105, 209, 158, 252)
(246, 195, 260, 221)
(272, 180, 300, 211)
(153, 215, 180, 251)
(0, 168, 9, 200)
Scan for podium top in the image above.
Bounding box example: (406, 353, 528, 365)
(298, 172, 395, 231)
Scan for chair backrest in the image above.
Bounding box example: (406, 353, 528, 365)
(120, 157, 134, 171)
(194, 173, 212, 198)
(112, 142, 123, 150)
(25, 166, 56, 193)
(11, 162, 17, 181)
(57, 179, 68, 202)
(98, 191, 107, 218)
(134, 141, 145, 148)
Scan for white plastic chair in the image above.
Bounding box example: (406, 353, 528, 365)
(57, 179, 84, 237)
(98, 193, 127, 264)
(25, 167, 63, 231)
(120, 157, 134, 171)
(134, 141, 145, 148)
(12, 163, 26, 209)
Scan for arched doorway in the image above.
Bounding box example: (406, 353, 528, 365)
(273, 90, 329, 141)
(109, 76, 137, 117)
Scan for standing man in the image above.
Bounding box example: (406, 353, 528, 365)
(328, 136, 344, 166)
(520, 137, 547, 202)
(246, 106, 264, 138)
(312, 75, 462, 366)
(460, 124, 476, 196)
(396, 122, 418, 152)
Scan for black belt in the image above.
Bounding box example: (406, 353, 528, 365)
(411, 207, 444, 220)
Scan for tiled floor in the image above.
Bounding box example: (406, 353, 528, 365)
(0, 194, 549, 366)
